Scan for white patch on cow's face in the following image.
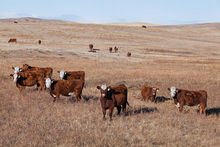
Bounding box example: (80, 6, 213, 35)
(13, 74, 18, 83)
(68, 92, 74, 96)
(101, 84, 107, 90)
(176, 103, 180, 108)
(59, 70, 65, 79)
(170, 86, 177, 98)
(45, 78, 52, 88)
(14, 66, 20, 74)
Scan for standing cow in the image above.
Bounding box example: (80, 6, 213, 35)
(168, 86, 207, 114)
(141, 85, 159, 102)
(97, 84, 130, 121)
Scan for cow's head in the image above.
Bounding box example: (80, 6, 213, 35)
(12, 66, 21, 74)
(45, 78, 53, 88)
(168, 86, 178, 98)
(97, 84, 112, 99)
(58, 70, 66, 80)
(11, 66, 22, 83)
(152, 87, 159, 96)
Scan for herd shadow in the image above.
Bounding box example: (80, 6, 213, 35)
(155, 96, 171, 103)
(125, 107, 159, 116)
(206, 107, 220, 116)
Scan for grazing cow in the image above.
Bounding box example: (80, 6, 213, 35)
(89, 44, 93, 51)
(141, 85, 159, 102)
(97, 84, 130, 121)
(58, 70, 86, 88)
(38, 40, 41, 44)
(109, 47, 112, 53)
(45, 78, 84, 102)
(114, 46, 118, 53)
(8, 38, 17, 43)
(168, 86, 207, 114)
(127, 52, 131, 57)
(14, 21, 18, 23)
(10, 68, 45, 91)
(142, 25, 147, 28)
(22, 64, 53, 78)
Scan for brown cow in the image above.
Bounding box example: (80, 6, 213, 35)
(97, 84, 129, 121)
(45, 78, 84, 102)
(142, 25, 147, 28)
(89, 44, 93, 50)
(114, 46, 118, 53)
(8, 38, 17, 43)
(127, 52, 131, 57)
(22, 64, 53, 78)
(141, 85, 159, 102)
(168, 86, 207, 114)
(38, 40, 41, 44)
(58, 70, 85, 88)
(10, 69, 45, 91)
(109, 47, 113, 53)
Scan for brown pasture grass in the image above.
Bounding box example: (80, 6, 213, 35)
(0, 20, 220, 146)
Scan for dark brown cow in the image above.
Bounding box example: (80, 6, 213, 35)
(8, 38, 17, 43)
(127, 52, 131, 57)
(97, 84, 129, 121)
(114, 46, 118, 53)
(109, 47, 113, 53)
(10, 69, 45, 92)
(89, 44, 93, 51)
(58, 70, 86, 88)
(142, 25, 147, 28)
(38, 40, 41, 44)
(45, 78, 84, 102)
(168, 86, 207, 114)
(14, 21, 18, 23)
(141, 85, 159, 102)
(22, 64, 53, 78)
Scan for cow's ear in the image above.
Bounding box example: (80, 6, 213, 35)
(97, 86, 101, 90)
(10, 74, 13, 77)
(168, 88, 170, 91)
(57, 71, 60, 73)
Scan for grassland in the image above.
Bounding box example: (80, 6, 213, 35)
(0, 18, 219, 146)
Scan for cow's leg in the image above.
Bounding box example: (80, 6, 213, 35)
(117, 106, 121, 115)
(200, 104, 206, 115)
(102, 108, 106, 120)
(74, 91, 80, 102)
(109, 106, 114, 121)
(122, 103, 127, 115)
(179, 103, 183, 112)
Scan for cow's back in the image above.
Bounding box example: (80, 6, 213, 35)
(111, 84, 127, 105)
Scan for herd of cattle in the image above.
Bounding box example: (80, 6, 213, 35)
(10, 64, 207, 120)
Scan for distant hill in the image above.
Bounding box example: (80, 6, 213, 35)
(0, 17, 69, 23)
(106, 22, 162, 27)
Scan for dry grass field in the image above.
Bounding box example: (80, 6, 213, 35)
(0, 18, 220, 146)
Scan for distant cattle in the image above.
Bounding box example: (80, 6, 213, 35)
(109, 47, 112, 53)
(141, 85, 159, 102)
(38, 40, 41, 44)
(89, 44, 93, 51)
(8, 38, 17, 43)
(142, 25, 147, 28)
(127, 52, 131, 57)
(168, 86, 207, 114)
(97, 84, 130, 120)
(114, 46, 118, 53)
(58, 70, 86, 88)
(14, 21, 18, 23)
(45, 78, 84, 102)
(22, 64, 53, 78)
(10, 67, 45, 91)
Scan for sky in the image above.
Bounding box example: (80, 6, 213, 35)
(0, 0, 220, 25)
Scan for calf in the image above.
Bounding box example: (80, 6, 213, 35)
(141, 85, 159, 102)
(127, 52, 131, 57)
(10, 68, 45, 91)
(168, 86, 207, 114)
(114, 46, 118, 53)
(58, 70, 86, 88)
(38, 40, 41, 44)
(45, 78, 84, 102)
(89, 44, 93, 51)
(22, 64, 53, 78)
(109, 47, 112, 53)
(8, 38, 17, 43)
(97, 84, 129, 121)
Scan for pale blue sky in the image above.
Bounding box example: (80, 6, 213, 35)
(0, 0, 219, 24)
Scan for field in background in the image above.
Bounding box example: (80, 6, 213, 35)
(0, 18, 219, 146)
